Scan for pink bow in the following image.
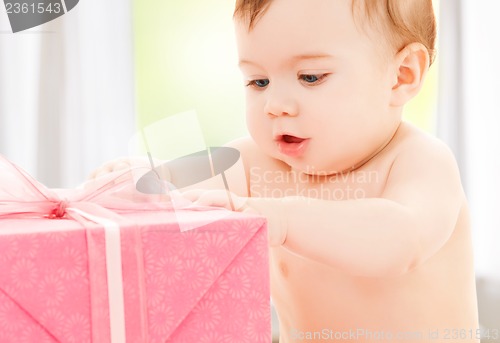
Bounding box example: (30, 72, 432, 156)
(0, 154, 172, 219)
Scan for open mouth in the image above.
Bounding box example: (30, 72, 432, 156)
(282, 135, 306, 144)
(276, 134, 309, 157)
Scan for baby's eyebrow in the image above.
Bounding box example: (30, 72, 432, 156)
(238, 53, 335, 68)
(290, 53, 335, 63)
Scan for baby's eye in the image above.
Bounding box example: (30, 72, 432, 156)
(299, 74, 329, 85)
(246, 79, 270, 89)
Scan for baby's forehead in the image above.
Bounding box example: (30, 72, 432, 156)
(235, 3, 392, 65)
(234, 0, 391, 39)
(234, 0, 385, 27)
(235, 0, 421, 47)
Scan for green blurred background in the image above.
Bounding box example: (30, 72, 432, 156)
(133, 0, 438, 156)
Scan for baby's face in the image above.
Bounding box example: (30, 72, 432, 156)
(235, 0, 402, 174)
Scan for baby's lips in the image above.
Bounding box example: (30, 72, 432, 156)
(284, 135, 306, 144)
(275, 134, 307, 144)
(275, 134, 310, 157)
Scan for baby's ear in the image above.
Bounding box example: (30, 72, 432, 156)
(390, 42, 430, 106)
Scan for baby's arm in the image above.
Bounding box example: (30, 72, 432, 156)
(248, 140, 465, 277)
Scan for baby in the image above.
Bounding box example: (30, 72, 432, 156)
(208, 0, 479, 341)
(93, 0, 479, 341)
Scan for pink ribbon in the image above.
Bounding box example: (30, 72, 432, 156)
(0, 154, 172, 342)
(0, 154, 173, 219)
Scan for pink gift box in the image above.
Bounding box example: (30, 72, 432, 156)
(0, 209, 271, 343)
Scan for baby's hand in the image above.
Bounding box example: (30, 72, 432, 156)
(181, 189, 287, 246)
(88, 157, 153, 180)
(181, 189, 255, 213)
(84, 156, 163, 192)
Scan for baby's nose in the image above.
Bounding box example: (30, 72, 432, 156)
(264, 88, 298, 117)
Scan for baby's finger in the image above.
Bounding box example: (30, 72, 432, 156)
(112, 161, 132, 172)
(241, 205, 258, 215)
(180, 189, 206, 203)
(194, 190, 230, 209)
(87, 164, 107, 180)
(197, 190, 248, 212)
(93, 167, 113, 179)
(88, 157, 137, 181)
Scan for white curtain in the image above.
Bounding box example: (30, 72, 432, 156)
(438, 0, 500, 282)
(460, 0, 500, 282)
(438, 0, 500, 330)
(0, 0, 135, 188)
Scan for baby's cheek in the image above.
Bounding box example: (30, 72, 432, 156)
(247, 118, 267, 144)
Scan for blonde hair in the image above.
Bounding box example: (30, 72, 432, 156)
(233, 0, 437, 66)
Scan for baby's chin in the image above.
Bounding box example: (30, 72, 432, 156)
(266, 144, 359, 176)
(285, 160, 351, 177)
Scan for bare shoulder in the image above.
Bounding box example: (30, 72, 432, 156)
(394, 122, 458, 158)
(392, 123, 461, 175)
(384, 122, 465, 203)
